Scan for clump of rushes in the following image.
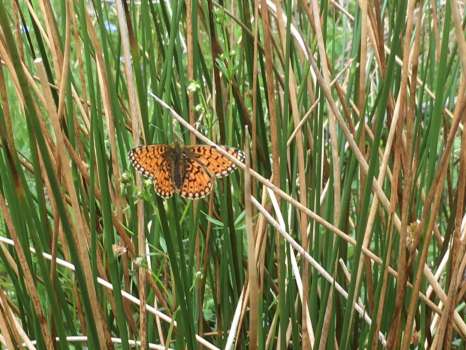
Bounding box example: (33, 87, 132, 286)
(0, 1, 464, 349)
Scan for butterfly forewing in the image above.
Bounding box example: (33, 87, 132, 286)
(128, 145, 176, 198)
(187, 145, 245, 178)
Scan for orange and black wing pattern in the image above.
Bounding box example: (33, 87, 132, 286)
(187, 145, 245, 178)
(128, 145, 176, 198)
(179, 158, 213, 199)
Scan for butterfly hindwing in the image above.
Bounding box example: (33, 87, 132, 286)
(128, 145, 176, 198)
(179, 158, 213, 199)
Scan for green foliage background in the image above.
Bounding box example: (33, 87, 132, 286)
(0, 0, 464, 349)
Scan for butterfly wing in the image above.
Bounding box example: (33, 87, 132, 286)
(179, 158, 213, 199)
(128, 145, 176, 198)
(186, 145, 245, 178)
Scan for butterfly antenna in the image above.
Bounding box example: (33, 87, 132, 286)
(173, 128, 186, 145)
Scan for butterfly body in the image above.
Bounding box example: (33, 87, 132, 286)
(129, 144, 244, 199)
(165, 143, 188, 189)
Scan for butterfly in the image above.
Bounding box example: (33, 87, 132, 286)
(128, 143, 245, 199)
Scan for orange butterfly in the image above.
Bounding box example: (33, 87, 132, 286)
(129, 144, 244, 199)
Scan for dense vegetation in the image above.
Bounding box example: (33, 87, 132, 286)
(0, 0, 464, 349)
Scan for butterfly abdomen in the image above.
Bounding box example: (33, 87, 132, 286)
(166, 147, 185, 190)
